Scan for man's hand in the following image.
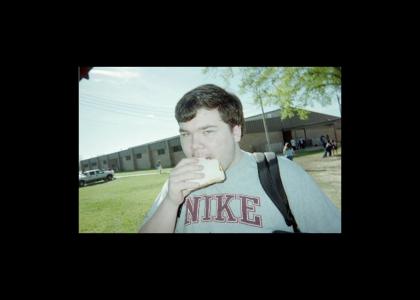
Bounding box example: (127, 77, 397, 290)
(166, 158, 204, 206)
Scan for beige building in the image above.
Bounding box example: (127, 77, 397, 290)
(241, 108, 341, 152)
(81, 109, 341, 172)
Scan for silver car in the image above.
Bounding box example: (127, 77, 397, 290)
(79, 169, 115, 187)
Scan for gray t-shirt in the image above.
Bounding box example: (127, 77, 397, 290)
(142, 151, 341, 233)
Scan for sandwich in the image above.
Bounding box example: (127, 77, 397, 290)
(187, 158, 225, 192)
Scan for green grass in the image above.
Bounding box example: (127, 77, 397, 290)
(79, 173, 168, 233)
(114, 168, 173, 176)
(293, 148, 325, 158)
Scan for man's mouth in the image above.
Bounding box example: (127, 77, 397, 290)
(194, 154, 212, 159)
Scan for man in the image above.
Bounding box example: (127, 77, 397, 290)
(290, 139, 296, 150)
(139, 84, 341, 233)
(323, 140, 333, 158)
(320, 135, 327, 148)
(156, 160, 162, 174)
(283, 142, 295, 161)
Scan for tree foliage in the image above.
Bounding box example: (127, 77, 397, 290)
(203, 67, 341, 119)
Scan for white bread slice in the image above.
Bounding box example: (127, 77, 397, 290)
(189, 158, 225, 191)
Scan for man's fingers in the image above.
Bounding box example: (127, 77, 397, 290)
(170, 163, 204, 177)
(180, 182, 201, 197)
(167, 180, 201, 203)
(172, 172, 205, 184)
(174, 158, 199, 169)
(180, 180, 201, 190)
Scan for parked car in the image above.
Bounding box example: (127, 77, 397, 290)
(79, 169, 115, 187)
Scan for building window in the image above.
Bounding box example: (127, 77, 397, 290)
(103, 161, 107, 165)
(158, 149, 165, 155)
(83, 164, 89, 169)
(126, 156, 131, 161)
(136, 153, 142, 159)
(92, 162, 97, 166)
(172, 145, 182, 152)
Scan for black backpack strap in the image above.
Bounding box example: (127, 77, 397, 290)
(264, 152, 300, 233)
(254, 152, 300, 233)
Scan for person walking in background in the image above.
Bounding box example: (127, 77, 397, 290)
(156, 160, 162, 174)
(283, 142, 295, 161)
(323, 140, 333, 158)
(290, 139, 297, 151)
(331, 140, 338, 156)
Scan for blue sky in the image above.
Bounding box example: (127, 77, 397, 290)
(79, 67, 341, 160)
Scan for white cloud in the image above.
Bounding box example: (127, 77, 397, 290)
(91, 68, 140, 79)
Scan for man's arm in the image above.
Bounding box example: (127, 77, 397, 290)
(139, 158, 203, 233)
(139, 196, 180, 233)
(278, 157, 341, 233)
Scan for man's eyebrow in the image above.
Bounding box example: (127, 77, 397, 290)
(179, 125, 217, 133)
(198, 125, 217, 130)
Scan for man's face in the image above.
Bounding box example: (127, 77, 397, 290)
(179, 108, 241, 170)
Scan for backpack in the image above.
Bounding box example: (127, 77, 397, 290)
(253, 152, 300, 233)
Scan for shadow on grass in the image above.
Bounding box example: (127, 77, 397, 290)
(294, 150, 325, 158)
(79, 179, 116, 188)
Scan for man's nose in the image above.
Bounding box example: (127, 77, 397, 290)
(191, 133, 204, 150)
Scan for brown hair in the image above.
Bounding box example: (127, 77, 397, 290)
(175, 84, 244, 136)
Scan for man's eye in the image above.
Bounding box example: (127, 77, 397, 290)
(180, 132, 189, 137)
(202, 130, 213, 135)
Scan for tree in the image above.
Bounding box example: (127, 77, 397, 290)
(203, 67, 341, 120)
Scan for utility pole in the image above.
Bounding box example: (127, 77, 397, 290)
(337, 94, 341, 116)
(258, 94, 272, 152)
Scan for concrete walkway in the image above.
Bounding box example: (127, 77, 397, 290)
(114, 172, 166, 179)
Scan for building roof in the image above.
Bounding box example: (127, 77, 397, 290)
(244, 109, 340, 133)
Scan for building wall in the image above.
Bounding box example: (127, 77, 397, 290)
(240, 123, 340, 153)
(108, 153, 121, 172)
(304, 125, 337, 146)
(120, 149, 135, 171)
(172, 150, 186, 166)
(240, 131, 283, 153)
(141, 150, 153, 170)
(292, 129, 306, 141)
(132, 145, 151, 170)
(167, 138, 182, 168)
(88, 158, 99, 170)
(335, 128, 341, 144)
(97, 155, 108, 170)
(150, 141, 172, 168)
(81, 160, 90, 171)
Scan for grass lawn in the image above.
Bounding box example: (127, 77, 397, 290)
(79, 172, 168, 233)
(114, 168, 173, 177)
(79, 147, 341, 232)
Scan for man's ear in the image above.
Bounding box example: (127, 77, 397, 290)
(233, 125, 242, 142)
